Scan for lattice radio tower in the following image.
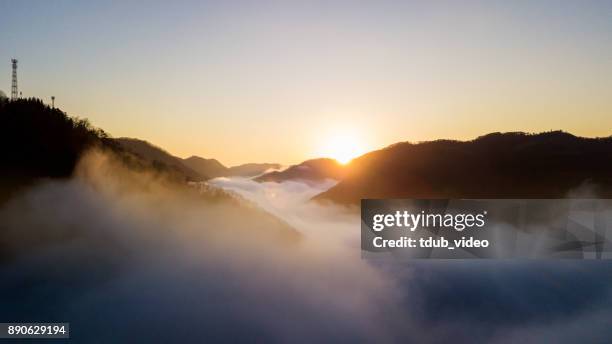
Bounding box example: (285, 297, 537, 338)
(11, 59, 18, 100)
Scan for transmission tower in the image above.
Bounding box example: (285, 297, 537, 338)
(11, 59, 18, 100)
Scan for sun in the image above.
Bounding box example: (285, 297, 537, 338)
(320, 132, 366, 164)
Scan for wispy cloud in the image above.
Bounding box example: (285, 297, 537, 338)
(0, 151, 611, 342)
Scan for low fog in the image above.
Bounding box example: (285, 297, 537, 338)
(1, 150, 611, 343)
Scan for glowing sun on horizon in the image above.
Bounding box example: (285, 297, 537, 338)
(319, 132, 367, 164)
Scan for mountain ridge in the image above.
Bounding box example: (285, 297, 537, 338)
(116, 139, 281, 180)
(314, 131, 612, 204)
(115, 138, 206, 181)
(183, 156, 281, 179)
(256, 158, 345, 183)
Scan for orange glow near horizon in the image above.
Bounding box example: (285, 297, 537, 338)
(318, 132, 368, 165)
(4, 2, 612, 166)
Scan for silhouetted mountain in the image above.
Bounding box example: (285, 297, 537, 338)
(228, 163, 281, 177)
(0, 99, 300, 264)
(183, 156, 280, 179)
(256, 158, 344, 183)
(0, 98, 110, 178)
(0, 99, 210, 203)
(314, 131, 612, 204)
(183, 156, 228, 178)
(115, 138, 206, 181)
(0, 98, 116, 200)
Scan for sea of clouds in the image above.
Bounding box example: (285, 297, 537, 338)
(0, 151, 611, 343)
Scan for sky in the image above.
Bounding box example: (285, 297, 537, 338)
(1, 0, 611, 165)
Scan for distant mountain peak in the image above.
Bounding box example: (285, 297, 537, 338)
(182, 156, 227, 179)
(314, 131, 612, 204)
(182, 156, 281, 178)
(114, 137, 206, 181)
(256, 158, 345, 183)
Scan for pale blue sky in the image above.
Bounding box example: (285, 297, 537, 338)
(1, 1, 611, 164)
